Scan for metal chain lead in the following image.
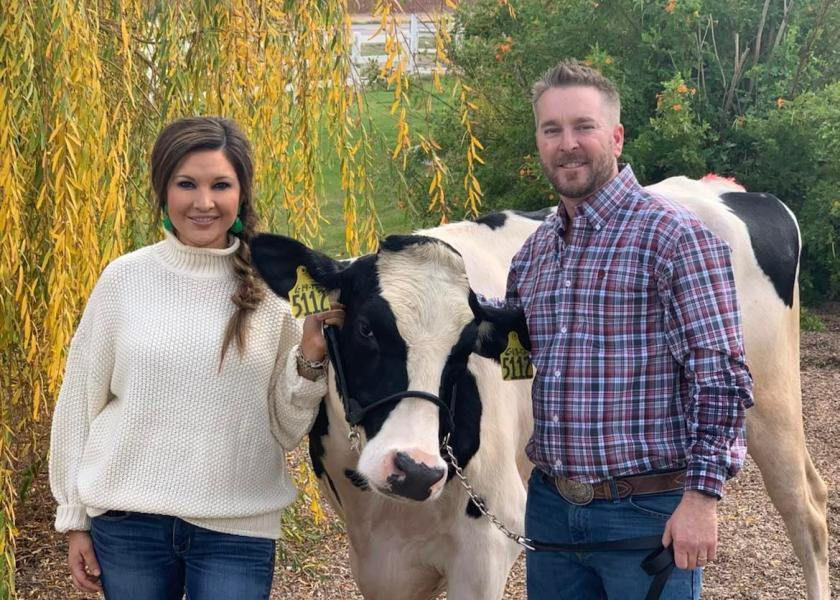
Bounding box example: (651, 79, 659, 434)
(441, 434, 535, 551)
(348, 427, 362, 454)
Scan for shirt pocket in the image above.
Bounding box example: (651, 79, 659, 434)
(579, 266, 658, 353)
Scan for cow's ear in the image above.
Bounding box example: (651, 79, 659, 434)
(251, 233, 343, 299)
(468, 290, 530, 359)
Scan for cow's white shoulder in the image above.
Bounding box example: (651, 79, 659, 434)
(417, 211, 550, 297)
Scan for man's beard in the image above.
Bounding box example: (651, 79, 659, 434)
(541, 150, 615, 200)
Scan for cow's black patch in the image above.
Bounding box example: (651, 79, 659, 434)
(447, 370, 482, 479)
(439, 328, 483, 481)
(327, 254, 412, 441)
(345, 468, 370, 491)
(466, 496, 486, 519)
(308, 400, 329, 479)
(720, 192, 799, 307)
(381, 234, 450, 253)
(514, 207, 553, 221)
(475, 212, 507, 230)
(252, 233, 344, 298)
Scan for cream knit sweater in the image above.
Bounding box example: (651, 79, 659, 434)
(49, 232, 326, 539)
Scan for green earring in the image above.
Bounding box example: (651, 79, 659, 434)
(229, 217, 243, 235)
(162, 205, 173, 232)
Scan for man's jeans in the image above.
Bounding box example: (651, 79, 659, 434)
(526, 469, 702, 600)
(90, 512, 275, 600)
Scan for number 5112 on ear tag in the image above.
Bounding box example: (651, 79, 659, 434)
(500, 331, 533, 381)
(289, 266, 331, 319)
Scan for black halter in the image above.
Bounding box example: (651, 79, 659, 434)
(323, 326, 457, 434)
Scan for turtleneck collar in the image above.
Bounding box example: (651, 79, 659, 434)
(155, 230, 240, 278)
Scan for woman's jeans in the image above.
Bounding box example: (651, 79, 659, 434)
(526, 469, 702, 600)
(90, 512, 275, 600)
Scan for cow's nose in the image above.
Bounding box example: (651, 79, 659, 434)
(387, 451, 446, 501)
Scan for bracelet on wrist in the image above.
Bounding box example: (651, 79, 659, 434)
(296, 347, 327, 381)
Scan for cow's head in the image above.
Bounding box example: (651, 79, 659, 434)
(252, 233, 528, 502)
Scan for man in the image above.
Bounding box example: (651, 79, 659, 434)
(503, 60, 753, 598)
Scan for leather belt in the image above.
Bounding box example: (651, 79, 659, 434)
(541, 468, 686, 506)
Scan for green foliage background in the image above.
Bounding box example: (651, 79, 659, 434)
(425, 0, 840, 303)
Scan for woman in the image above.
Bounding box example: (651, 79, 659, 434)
(49, 116, 343, 599)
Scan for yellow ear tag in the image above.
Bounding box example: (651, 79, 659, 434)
(288, 265, 331, 319)
(500, 331, 533, 381)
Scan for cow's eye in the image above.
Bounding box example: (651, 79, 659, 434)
(357, 320, 375, 340)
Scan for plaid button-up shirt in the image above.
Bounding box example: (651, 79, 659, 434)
(504, 166, 753, 497)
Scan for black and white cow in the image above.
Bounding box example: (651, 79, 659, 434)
(252, 175, 830, 600)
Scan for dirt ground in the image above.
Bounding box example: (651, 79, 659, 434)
(14, 305, 839, 599)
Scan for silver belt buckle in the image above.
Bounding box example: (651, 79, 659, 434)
(555, 476, 595, 505)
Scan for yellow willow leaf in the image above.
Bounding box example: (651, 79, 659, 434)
(15, 268, 24, 302)
(31, 379, 41, 420)
(428, 172, 438, 195)
(473, 153, 486, 165)
(26, 339, 38, 363)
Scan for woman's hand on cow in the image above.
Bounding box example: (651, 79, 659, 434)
(300, 302, 345, 362)
(67, 530, 103, 593)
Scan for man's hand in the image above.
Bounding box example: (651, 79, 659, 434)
(661, 490, 718, 570)
(67, 530, 102, 593)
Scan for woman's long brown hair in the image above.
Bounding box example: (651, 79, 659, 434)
(150, 116, 265, 363)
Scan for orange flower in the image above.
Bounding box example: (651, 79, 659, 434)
(656, 93, 664, 109)
(665, 0, 677, 13)
(672, 103, 683, 112)
(495, 40, 513, 59)
(676, 83, 688, 94)
(776, 97, 786, 109)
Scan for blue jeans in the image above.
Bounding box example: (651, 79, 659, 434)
(90, 512, 275, 600)
(525, 470, 702, 600)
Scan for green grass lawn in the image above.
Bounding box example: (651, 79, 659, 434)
(281, 84, 451, 258)
(316, 90, 413, 257)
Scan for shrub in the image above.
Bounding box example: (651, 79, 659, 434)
(419, 0, 840, 301)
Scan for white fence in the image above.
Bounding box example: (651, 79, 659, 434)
(350, 14, 442, 80)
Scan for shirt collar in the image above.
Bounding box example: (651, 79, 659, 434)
(157, 230, 240, 278)
(553, 164, 641, 234)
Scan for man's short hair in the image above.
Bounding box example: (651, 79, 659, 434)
(531, 60, 621, 123)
